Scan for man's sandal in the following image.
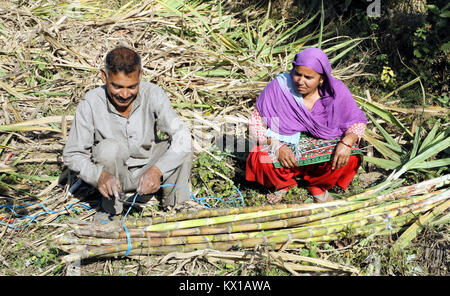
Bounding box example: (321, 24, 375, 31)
(267, 189, 287, 204)
(313, 190, 333, 203)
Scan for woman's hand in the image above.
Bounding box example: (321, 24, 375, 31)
(277, 145, 298, 168)
(331, 134, 358, 170)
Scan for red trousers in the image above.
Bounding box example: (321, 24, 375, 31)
(246, 145, 362, 195)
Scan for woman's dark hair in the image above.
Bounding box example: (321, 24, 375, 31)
(105, 47, 141, 75)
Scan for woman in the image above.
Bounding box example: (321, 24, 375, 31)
(246, 48, 367, 204)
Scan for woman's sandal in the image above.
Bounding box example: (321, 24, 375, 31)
(313, 190, 333, 203)
(267, 189, 287, 204)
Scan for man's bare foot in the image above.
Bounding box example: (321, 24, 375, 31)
(267, 189, 287, 204)
(313, 190, 333, 203)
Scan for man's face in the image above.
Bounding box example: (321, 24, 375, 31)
(101, 68, 141, 112)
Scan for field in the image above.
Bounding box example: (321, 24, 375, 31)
(0, 0, 448, 276)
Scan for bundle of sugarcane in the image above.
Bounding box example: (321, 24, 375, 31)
(55, 175, 450, 264)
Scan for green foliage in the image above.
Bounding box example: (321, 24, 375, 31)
(29, 249, 57, 269)
(430, 93, 450, 108)
(23, 53, 56, 88)
(364, 112, 450, 180)
(380, 66, 396, 88)
(299, 242, 319, 259)
(158, 0, 365, 82)
(259, 265, 290, 276)
(410, 2, 449, 91)
(312, 0, 449, 101)
(283, 186, 311, 203)
(191, 148, 242, 207)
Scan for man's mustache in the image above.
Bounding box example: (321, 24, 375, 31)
(112, 94, 136, 101)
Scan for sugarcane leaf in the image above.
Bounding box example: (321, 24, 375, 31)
(400, 134, 450, 173)
(272, 13, 319, 47)
(318, 0, 324, 49)
(365, 112, 403, 153)
(393, 198, 450, 252)
(381, 77, 421, 102)
(328, 39, 364, 65)
(419, 128, 449, 153)
(409, 126, 421, 160)
(110, 0, 136, 17)
(418, 121, 440, 154)
(363, 132, 401, 162)
(194, 68, 233, 77)
(0, 164, 17, 173)
(5, 171, 58, 182)
(215, 34, 239, 52)
(244, 18, 255, 51)
(354, 95, 413, 138)
(2, 115, 73, 126)
(430, 212, 450, 226)
(255, 23, 284, 60)
(0, 125, 60, 133)
(364, 156, 400, 170)
(0, 179, 28, 192)
(410, 158, 450, 169)
(322, 37, 362, 54)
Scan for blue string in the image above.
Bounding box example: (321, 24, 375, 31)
(121, 192, 138, 256)
(119, 183, 245, 256)
(120, 184, 245, 207)
(160, 183, 245, 208)
(1, 183, 245, 257)
(0, 202, 94, 229)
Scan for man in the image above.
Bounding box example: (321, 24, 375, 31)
(62, 47, 193, 222)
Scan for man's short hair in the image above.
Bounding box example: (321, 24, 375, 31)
(105, 47, 141, 75)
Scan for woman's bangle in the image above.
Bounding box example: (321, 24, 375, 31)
(340, 140, 352, 148)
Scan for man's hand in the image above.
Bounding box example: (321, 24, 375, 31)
(137, 166, 163, 195)
(331, 134, 358, 170)
(98, 170, 122, 199)
(277, 145, 298, 169)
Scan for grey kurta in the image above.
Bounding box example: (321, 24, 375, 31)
(63, 81, 192, 191)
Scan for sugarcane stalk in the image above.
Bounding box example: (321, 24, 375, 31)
(132, 205, 339, 231)
(304, 189, 449, 227)
(71, 187, 448, 241)
(54, 236, 149, 246)
(60, 208, 428, 263)
(58, 244, 88, 253)
(94, 224, 407, 259)
(72, 207, 316, 238)
(125, 203, 319, 227)
(70, 200, 366, 240)
(346, 174, 449, 202)
(69, 176, 449, 238)
(60, 207, 422, 263)
(344, 178, 404, 202)
(58, 176, 449, 263)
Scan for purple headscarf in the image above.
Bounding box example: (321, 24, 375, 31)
(256, 47, 367, 139)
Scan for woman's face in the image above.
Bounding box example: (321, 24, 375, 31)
(291, 65, 323, 97)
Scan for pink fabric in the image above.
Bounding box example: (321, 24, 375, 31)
(256, 48, 367, 138)
(249, 109, 366, 145)
(246, 145, 362, 195)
